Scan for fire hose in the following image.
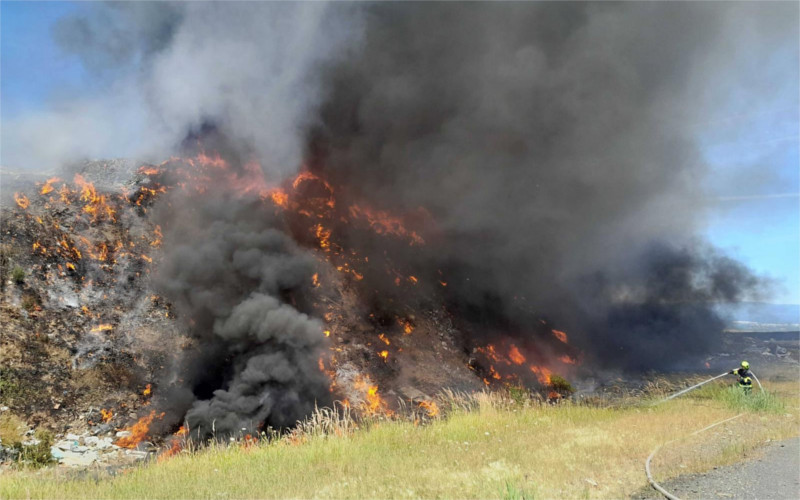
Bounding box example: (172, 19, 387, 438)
(646, 369, 764, 498)
(654, 369, 764, 406)
(645, 413, 744, 500)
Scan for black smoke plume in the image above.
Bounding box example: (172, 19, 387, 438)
(151, 133, 331, 439)
(308, 2, 787, 370)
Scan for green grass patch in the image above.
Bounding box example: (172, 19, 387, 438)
(689, 381, 786, 413)
(11, 265, 25, 284)
(12, 430, 55, 469)
(0, 367, 23, 404)
(501, 480, 537, 500)
(713, 386, 786, 413)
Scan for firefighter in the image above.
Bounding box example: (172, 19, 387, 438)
(729, 361, 753, 393)
(739, 375, 753, 394)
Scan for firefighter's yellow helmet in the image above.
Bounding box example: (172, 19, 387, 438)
(741, 361, 749, 370)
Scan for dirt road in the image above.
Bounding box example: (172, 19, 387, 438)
(637, 437, 800, 499)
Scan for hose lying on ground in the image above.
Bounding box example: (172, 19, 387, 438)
(645, 413, 744, 500)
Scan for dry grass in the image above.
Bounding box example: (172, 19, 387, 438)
(1, 381, 797, 499)
(0, 413, 28, 445)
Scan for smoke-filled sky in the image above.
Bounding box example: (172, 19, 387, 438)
(1, 1, 798, 305)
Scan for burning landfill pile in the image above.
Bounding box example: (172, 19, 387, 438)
(2, 141, 584, 465)
(0, 2, 775, 468)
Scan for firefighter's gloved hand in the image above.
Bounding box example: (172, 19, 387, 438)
(730, 370, 736, 375)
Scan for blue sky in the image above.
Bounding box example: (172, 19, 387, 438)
(1, 1, 87, 119)
(2, 2, 798, 304)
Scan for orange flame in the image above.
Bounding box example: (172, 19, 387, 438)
(143, 384, 152, 397)
(348, 205, 425, 245)
(378, 333, 390, 345)
(138, 166, 162, 176)
(379, 350, 389, 361)
(74, 174, 116, 222)
(115, 410, 164, 448)
(398, 318, 414, 335)
(100, 409, 113, 423)
(313, 224, 332, 251)
(14, 193, 30, 209)
(418, 400, 440, 417)
(150, 225, 163, 247)
(558, 355, 578, 365)
(353, 375, 392, 416)
(508, 345, 526, 365)
(194, 151, 228, 169)
(40, 177, 61, 195)
(268, 188, 290, 209)
(552, 330, 568, 343)
(90, 324, 113, 333)
(529, 365, 552, 384)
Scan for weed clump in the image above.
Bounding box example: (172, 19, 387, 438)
(549, 375, 574, 395)
(507, 385, 530, 406)
(11, 266, 24, 284)
(714, 386, 786, 413)
(0, 367, 23, 404)
(11, 430, 54, 468)
(20, 295, 37, 312)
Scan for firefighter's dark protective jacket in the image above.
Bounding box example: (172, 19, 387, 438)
(731, 367, 752, 378)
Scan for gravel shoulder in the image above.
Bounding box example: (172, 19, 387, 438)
(636, 437, 800, 499)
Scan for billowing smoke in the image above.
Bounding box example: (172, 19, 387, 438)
(6, 2, 794, 435)
(150, 139, 332, 437)
(4, 2, 359, 176)
(307, 2, 790, 370)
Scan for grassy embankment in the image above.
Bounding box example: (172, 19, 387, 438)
(1, 380, 797, 499)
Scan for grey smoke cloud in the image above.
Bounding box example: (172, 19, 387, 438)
(3, 2, 359, 176)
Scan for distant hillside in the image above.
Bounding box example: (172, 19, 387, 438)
(715, 302, 800, 328)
